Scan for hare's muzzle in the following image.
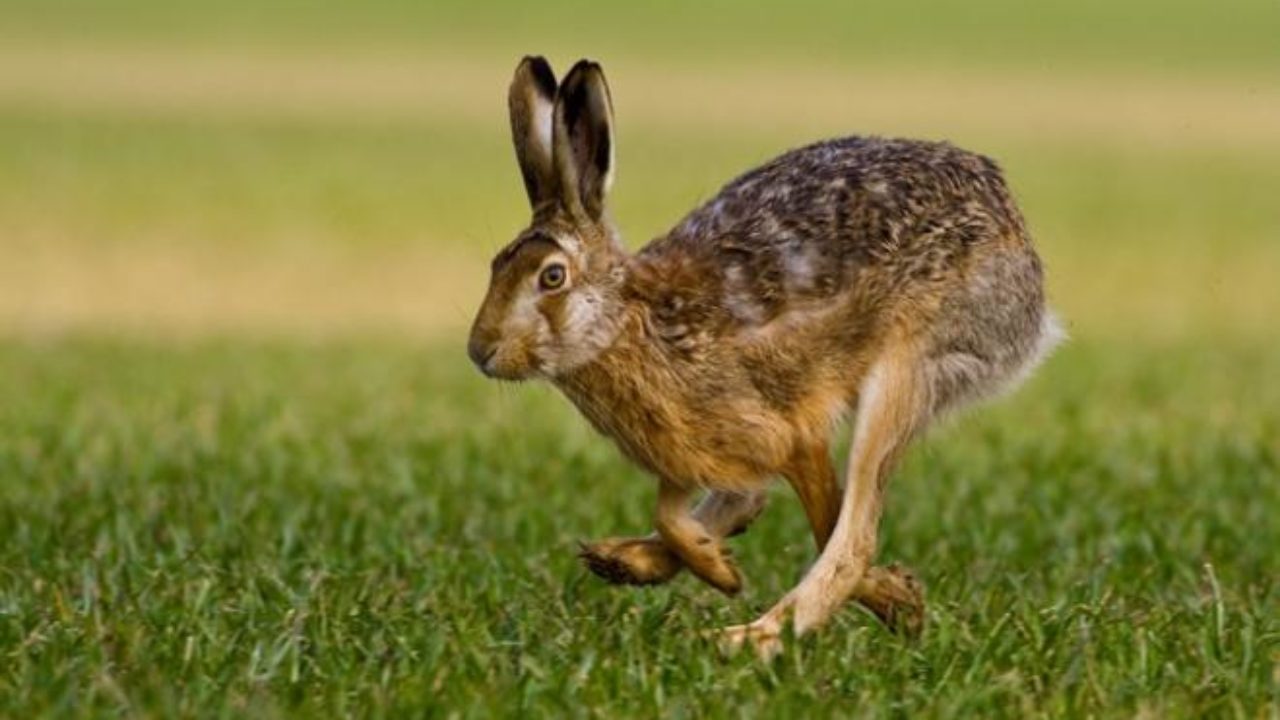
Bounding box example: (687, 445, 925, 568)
(467, 334, 499, 376)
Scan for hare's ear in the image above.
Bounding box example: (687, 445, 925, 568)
(509, 56, 559, 210)
(553, 60, 615, 222)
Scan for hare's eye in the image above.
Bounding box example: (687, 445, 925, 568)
(538, 263, 567, 291)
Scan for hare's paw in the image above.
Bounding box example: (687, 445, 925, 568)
(577, 537, 683, 586)
(697, 543, 744, 596)
(856, 563, 926, 637)
(667, 537, 744, 596)
(717, 619, 783, 661)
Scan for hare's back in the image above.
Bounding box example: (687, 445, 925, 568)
(638, 135, 1036, 329)
(661, 136, 1025, 262)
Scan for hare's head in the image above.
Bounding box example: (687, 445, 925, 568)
(468, 57, 627, 380)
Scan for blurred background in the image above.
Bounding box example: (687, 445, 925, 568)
(3, 0, 1277, 343)
(2, 3, 1278, 712)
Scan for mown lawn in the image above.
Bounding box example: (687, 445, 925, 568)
(1, 337, 1276, 716)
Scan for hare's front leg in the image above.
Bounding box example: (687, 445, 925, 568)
(653, 480, 746, 595)
(781, 442, 926, 635)
(578, 489, 765, 588)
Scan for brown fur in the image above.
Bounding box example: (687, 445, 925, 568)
(468, 56, 1062, 657)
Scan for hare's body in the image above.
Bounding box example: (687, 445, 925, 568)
(469, 58, 1060, 657)
(558, 136, 1054, 493)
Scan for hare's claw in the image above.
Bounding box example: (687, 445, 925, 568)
(577, 537, 683, 586)
(706, 544, 744, 596)
(717, 620, 783, 661)
(857, 563, 926, 636)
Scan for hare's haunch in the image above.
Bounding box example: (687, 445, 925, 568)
(468, 56, 1062, 658)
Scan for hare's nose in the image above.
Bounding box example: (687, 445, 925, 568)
(467, 337, 498, 374)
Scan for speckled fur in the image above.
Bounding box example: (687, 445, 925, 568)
(468, 57, 1061, 655)
(552, 136, 1056, 489)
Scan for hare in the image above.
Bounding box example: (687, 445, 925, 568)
(467, 56, 1062, 658)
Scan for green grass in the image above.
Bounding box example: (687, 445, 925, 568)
(1, 338, 1277, 717)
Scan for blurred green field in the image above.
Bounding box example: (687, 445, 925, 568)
(1, 0, 1278, 716)
(6, 0, 1280, 74)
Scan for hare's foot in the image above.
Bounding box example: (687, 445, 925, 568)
(681, 541, 743, 596)
(580, 489, 763, 591)
(577, 536, 682, 586)
(856, 563, 925, 636)
(718, 610, 787, 661)
(717, 564, 923, 659)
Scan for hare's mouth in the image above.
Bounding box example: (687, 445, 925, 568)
(475, 347, 498, 374)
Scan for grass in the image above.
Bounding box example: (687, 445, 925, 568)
(1, 0, 1279, 715)
(0, 337, 1277, 716)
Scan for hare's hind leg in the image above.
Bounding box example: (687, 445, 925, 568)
(724, 345, 930, 658)
(578, 489, 766, 587)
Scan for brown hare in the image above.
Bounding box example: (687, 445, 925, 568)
(468, 56, 1062, 658)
